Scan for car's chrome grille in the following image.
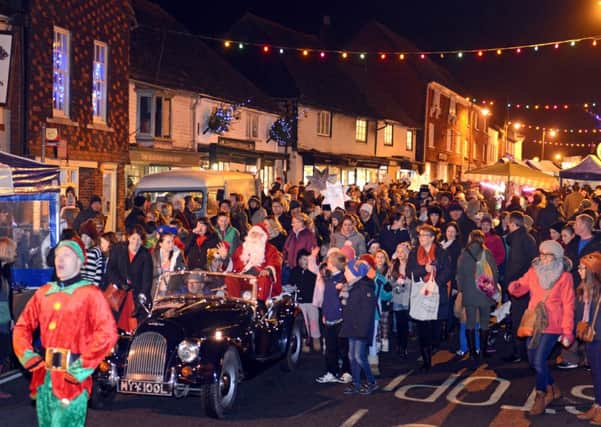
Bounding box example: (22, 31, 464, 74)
(125, 332, 167, 381)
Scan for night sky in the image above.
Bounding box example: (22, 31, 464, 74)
(151, 0, 601, 159)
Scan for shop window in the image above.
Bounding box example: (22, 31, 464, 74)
(355, 119, 367, 142)
(53, 27, 70, 117)
(92, 41, 108, 123)
(383, 124, 393, 146)
(317, 111, 331, 136)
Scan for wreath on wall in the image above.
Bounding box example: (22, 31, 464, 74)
(267, 117, 294, 147)
(204, 104, 240, 135)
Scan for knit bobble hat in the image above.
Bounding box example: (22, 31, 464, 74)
(539, 240, 564, 259)
(339, 241, 356, 261)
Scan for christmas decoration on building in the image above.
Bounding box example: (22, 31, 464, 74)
(267, 117, 294, 146)
(507, 121, 601, 134)
(203, 100, 251, 135)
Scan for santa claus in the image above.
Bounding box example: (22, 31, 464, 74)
(230, 224, 282, 301)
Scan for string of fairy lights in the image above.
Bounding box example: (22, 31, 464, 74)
(140, 24, 601, 61)
(218, 33, 601, 59)
(139, 25, 601, 149)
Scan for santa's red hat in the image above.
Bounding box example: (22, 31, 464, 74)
(248, 224, 269, 239)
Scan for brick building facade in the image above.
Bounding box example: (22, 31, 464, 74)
(7, 0, 132, 231)
(424, 81, 490, 182)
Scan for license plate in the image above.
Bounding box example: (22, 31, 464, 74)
(118, 379, 173, 396)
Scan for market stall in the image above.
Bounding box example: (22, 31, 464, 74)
(465, 160, 559, 200)
(525, 159, 561, 177)
(0, 151, 60, 287)
(559, 154, 601, 183)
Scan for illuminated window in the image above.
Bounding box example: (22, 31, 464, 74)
(246, 112, 259, 139)
(406, 130, 413, 151)
(356, 119, 367, 142)
(92, 41, 107, 122)
(383, 124, 393, 146)
(53, 27, 70, 117)
(317, 111, 331, 136)
(428, 123, 435, 148)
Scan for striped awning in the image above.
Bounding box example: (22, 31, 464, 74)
(0, 151, 60, 194)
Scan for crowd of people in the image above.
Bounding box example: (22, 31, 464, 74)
(3, 178, 601, 421)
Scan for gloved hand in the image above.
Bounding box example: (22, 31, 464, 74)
(24, 355, 45, 372)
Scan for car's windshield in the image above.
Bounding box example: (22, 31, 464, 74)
(154, 271, 257, 304)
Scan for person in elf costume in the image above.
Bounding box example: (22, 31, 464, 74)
(13, 240, 118, 427)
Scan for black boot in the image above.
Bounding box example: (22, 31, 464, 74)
(480, 329, 491, 358)
(466, 329, 479, 362)
(421, 346, 432, 371)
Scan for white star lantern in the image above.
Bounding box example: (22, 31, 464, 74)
(321, 181, 350, 211)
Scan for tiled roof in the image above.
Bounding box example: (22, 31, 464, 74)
(130, 1, 277, 112)
(343, 20, 462, 127)
(223, 13, 376, 118)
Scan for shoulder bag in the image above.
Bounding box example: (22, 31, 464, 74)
(576, 298, 601, 343)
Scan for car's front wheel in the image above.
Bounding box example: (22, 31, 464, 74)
(281, 318, 302, 372)
(89, 380, 116, 410)
(201, 347, 241, 419)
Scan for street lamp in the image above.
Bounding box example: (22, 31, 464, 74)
(541, 128, 557, 160)
(554, 153, 562, 161)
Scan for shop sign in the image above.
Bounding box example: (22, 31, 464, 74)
(218, 137, 255, 151)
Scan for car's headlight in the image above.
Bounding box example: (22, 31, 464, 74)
(177, 340, 200, 363)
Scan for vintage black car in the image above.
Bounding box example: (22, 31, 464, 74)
(91, 270, 303, 418)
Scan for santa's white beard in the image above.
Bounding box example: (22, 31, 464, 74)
(240, 236, 266, 270)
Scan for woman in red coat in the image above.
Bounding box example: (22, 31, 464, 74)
(508, 240, 574, 416)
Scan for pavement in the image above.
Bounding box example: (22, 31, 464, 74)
(0, 335, 597, 427)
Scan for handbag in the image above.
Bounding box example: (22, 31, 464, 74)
(577, 299, 601, 343)
(517, 291, 550, 338)
(409, 273, 440, 321)
(103, 284, 127, 312)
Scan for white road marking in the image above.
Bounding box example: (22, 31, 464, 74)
(340, 409, 368, 427)
(384, 370, 413, 392)
(0, 372, 22, 385)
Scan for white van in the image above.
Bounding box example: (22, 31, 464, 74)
(134, 169, 257, 217)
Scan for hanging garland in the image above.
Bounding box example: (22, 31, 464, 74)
(267, 117, 294, 146)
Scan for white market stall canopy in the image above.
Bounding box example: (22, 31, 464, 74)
(465, 161, 559, 188)
(526, 160, 561, 177)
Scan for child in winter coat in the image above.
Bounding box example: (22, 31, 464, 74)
(289, 249, 319, 352)
(340, 258, 378, 395)
(311, 248, 351, 384)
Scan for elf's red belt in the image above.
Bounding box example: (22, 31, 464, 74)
(44, 348, 80, 371)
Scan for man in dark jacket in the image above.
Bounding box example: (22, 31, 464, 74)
(535, 192, 563, 240)
(448, 202, 476, 247)
(314, 204, 332, 248)
(72, 195, 104, 232)
(378, 212, 410, 258)
(124, 195, 147, 232)
(504, 211, 538, 363)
